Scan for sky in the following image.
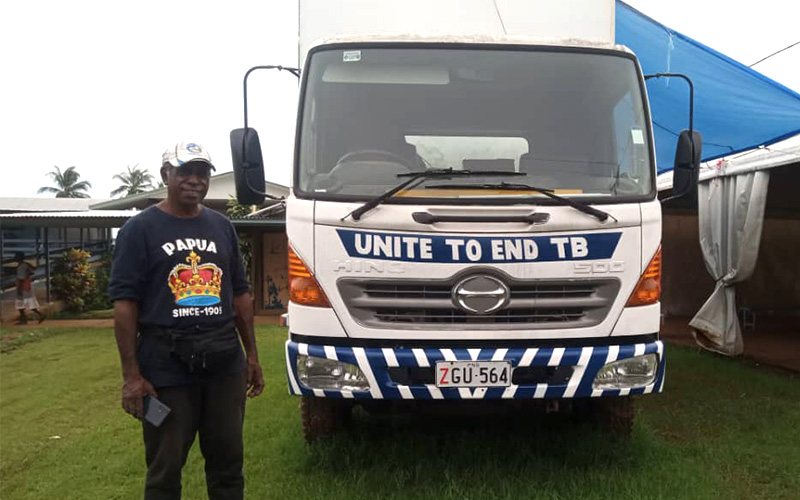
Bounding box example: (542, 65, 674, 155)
(1, 0, 798, 200)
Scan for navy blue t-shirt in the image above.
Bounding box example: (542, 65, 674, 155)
(109, 205, 249, 386)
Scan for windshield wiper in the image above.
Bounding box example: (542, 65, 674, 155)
(342, 169, 525, 221)
(424, 182, 617, 223)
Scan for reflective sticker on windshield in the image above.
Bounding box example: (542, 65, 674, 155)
(395, 188, 584, 197)
(343, 50, 361, 62)
(631, 129, 645, 144)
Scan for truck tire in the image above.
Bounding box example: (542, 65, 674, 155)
(594, 396, 634, 437)
(300, 396, 353, 443)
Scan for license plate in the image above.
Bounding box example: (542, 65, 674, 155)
(435, 361, 512, 388)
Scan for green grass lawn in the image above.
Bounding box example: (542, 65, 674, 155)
(47, 308, 114, 320)
(1, 326, 798, 500)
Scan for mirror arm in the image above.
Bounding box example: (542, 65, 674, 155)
(240, 65, 301, 200)
(644, 73, 694, 134)
(660, 182, 689, 203)
(645, 73, 697, 202)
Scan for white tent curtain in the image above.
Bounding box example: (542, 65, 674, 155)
(690, 167, 771, 355)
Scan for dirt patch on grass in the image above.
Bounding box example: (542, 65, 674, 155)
(0, 332, 22, 342)
(662, 316, 800, 373)
(0, 327, 82, 353)
(3, 319, 113, 329)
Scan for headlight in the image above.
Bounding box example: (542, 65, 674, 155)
(593, 353, 658, 390)
(297, 354, 370, 391)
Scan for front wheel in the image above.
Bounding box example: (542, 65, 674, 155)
(573, 396, 635, 437)
(593, 396, 634, 437)
(300, 396, 353, 443)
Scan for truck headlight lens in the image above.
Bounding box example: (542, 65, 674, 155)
(297, 354, 370, 391)
(593, 353, 658, 390)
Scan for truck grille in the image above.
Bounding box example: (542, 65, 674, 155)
(338, 277, 619, 330)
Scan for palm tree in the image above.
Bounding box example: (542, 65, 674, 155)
(110, 164, 155, 198)
(38, 166, 92, 198)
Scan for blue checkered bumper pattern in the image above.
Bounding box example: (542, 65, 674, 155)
(285, 340, 665, 400)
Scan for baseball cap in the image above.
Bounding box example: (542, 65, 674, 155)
(161, 142, 215, 170)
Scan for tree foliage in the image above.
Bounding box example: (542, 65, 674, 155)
(226, 196, 255, 218)
(51, 249, 97, 312)
(38, 166, 92, 198)
(86, 251, 113, 311)
(110, 164, 155, 198)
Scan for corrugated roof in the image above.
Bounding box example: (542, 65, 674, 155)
(0, 197, 110, 212)
(0, 208, 285, 229)
(89, 172, 289, 210)
(0, 210, 137, 228)
(657, 135, 800, 191)
(229, 218, 286, 228)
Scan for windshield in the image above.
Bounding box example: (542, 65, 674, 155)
(297, 46, 653, 202)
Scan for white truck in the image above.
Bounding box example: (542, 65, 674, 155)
(231, 0, 700, 441)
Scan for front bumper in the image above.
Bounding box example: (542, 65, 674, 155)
(285, 339, 665, 400)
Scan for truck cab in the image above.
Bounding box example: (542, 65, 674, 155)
(232, 1, 699, 441)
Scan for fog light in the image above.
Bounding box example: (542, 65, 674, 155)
(297, 355, 370, 391)
(593, 353, 658, 390)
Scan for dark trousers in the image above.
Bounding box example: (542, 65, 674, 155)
(143, 371, 247, 500)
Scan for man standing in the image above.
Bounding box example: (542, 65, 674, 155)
(109, 142, 264, 500)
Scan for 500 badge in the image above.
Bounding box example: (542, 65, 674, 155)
(574, 261, 625, 274)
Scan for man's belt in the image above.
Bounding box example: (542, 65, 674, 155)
(141, 321, 240, 373)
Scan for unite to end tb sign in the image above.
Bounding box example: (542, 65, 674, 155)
(336, 229, 621, 264)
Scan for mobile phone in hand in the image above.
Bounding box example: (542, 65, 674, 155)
(143, 395, 171, 427)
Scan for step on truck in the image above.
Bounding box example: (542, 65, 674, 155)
(230, 0, 701, 441)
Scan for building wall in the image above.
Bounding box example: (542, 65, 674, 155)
(2, 226, 110, 289)
(662, 212, 800, 317)
(661, 213, 715, 317)
(261, 232, 289, 315)
(738, 217, 800, 311)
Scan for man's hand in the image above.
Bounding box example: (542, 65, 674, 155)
(122, 374, 157, 420)
(233, 292, 262, 398)
(246, 356, 265, 398)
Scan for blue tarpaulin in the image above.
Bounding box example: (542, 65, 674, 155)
(616, 1, 800, 173)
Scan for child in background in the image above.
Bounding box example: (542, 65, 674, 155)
(14, 252, 45, 324)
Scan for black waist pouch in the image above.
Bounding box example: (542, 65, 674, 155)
(150, 322, 242, 374)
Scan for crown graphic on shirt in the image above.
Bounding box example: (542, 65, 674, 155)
(168, 251, 223, 306)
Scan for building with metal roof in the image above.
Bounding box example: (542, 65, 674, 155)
(1, 173, 290, 321)
(0, 197, 109, 213)
(88, 172, 288, 211)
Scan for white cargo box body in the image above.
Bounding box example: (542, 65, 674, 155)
(299, 0, 615, 66)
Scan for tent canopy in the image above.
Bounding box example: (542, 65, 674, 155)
(616, 1, 800, 174)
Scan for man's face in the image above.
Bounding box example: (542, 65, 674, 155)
(163, 161, 212, 207)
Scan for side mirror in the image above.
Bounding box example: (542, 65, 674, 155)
(671, 129, 702, 200)
(230, 128, 266, 205)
